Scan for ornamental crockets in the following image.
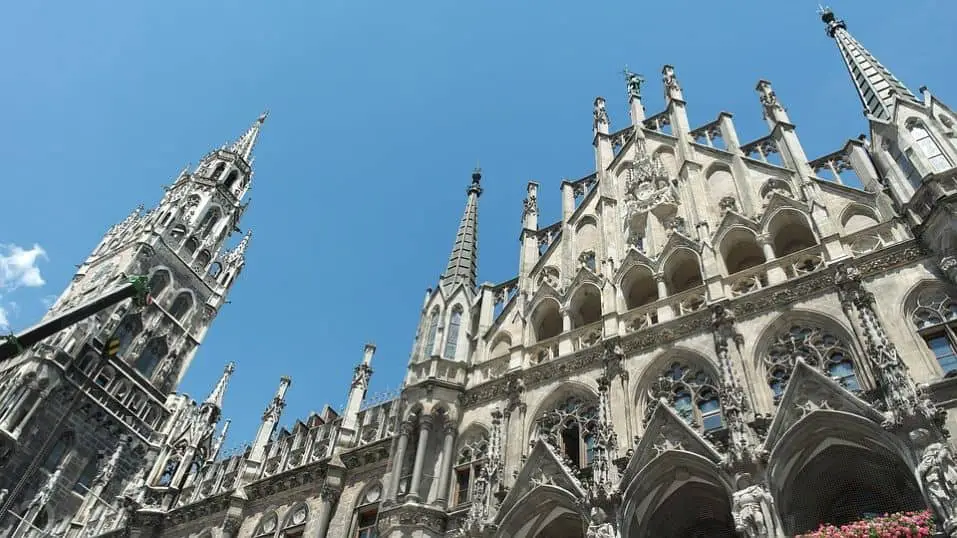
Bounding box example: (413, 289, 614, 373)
(582, 375, 622, 538)
(458, 409, 505, 537)
(834, 264, 945, 431)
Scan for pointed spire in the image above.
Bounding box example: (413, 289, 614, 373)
(440, 168, 482, 293)
(820, 7, 917, 120)
(204, 361, 235, 410)
(229, 111, 268, 162)
(223, 229, 252, 266)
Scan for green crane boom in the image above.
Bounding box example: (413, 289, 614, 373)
(0, 275, 151, 363)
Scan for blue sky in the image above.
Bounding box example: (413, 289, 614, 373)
(1, 1, 954, 449)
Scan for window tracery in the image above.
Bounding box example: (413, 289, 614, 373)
(908, 121, 950, 172)
(911, 289, 957, 376)
(423, 308, 440, 358)
(444, 307, 463, 359)
(536, 395, 598, 470)
(453, 432, 489, 507)
(646, 361, 722, 431)
(763, 325, 858, 400)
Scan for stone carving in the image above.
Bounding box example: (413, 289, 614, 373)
(731, 474, 782, 538)
(662, 65, 682, 98)
(719, 196, 738, 215)
(757, 81, 786, 120)
(593, 97, 609, 129)
(522, 186, 538, 221)
(624, 69, 644, 101)
(586, 506, 617, 538)
(352, 363, 372, 390)
(940, 255, 957, 285)
(912, 428, 957, 535)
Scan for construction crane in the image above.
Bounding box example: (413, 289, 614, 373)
(0, 275, 151, 363)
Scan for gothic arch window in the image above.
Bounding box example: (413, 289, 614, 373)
(911, 289, 957, 376)
(208, 262, 223, 278)
(135, 338, 168, 378)
(184, 236, 199, 255)
(646, 361, 723, 431)
(280, 503, 309, 537)
(531, 299, 563, 342)
(113, 315, 142, 358)
(908, 120, 951, 172)
(169, 224, 187, 244)
(157, 456, 179, 487)
(444, 306, 463, 359)
(211, 162, 226, 181)
(43, 431, 74, 470)
(536, 395, 599, 470)
(169, 292, 193, 322)
(423, 307, 440, 358)
(568, 284, 602, 329)
(196, 250, 212, 268)
(662, 249, 704, 295)
(352, 482, 382, 538)
(453, 430, 489, 507)
(74, 456, 98, 494)
(198, 208, 221, 237)
(763, 324, 859, 401)
(224, 170, 241, 191)
(766, 210, 818, 257)
(621, 265, 658, 310)
(488, 334, 512, 359)
(148, 270, 171, 300)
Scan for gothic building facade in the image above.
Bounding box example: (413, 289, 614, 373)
(4, 8, 957, 538)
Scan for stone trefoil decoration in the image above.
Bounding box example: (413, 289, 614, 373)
(834, 264, 945, 431)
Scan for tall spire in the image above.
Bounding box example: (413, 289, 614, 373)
(820, 7, 917, 120)
(229, 111, 268, 162)
(440, 168, 483, 293)
(204, 361, 235, 410)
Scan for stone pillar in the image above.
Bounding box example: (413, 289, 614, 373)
(408, 415, 433, 501)
(434, 421, 457, 507)
(655, 275, 671, 322)
(757, 234, 787, 285)
(386, 421, 413, 501)
(313, 486, 338, 538)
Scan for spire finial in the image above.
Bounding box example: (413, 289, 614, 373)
(204, 361, 235, 410)
(440, 168, 483, 292)
(229, 112, 268, 162)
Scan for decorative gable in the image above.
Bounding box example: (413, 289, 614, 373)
(712, 210, 760, 245)
(496, 440, 585, 520)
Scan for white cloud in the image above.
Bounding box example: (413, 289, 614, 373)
(0, 305, 7, 329)
(0, 243, 47, 290)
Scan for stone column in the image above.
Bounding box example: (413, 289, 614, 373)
(313, 486, 338, 538)
(655, 275, 671, 322)
(408, 415, 433, 501)
(386, 420, 413, 501)
(434, 421, 457, 507)
(757, 234, 787, 285)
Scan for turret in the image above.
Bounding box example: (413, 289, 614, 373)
(243, 376, 291, 482)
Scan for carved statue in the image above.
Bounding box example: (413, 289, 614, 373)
(624, 70, 644, 101)
(731, 474, 781, 538)
(593, 97, 609, 128)
(586, 507, 617, 538)
(912, 429, 957, 532)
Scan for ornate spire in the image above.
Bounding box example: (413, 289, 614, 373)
(204, 362, 235, 410)
(820, 7, 917, 120)
(223, 229, 252, 266)
(440, 168, 482, 293)
(229, 111, 268, 162)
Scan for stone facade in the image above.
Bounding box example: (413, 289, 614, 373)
(4, 8, 957, 538)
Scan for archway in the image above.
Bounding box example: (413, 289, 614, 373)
(767, 210, 817, 256)
(620, 265, 657, 310)
(498, 486, 586, 538)
(720, 229, 765, 274)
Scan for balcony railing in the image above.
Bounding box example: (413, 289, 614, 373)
(620, 285, 708, 335)
(726, 244, 826, 298)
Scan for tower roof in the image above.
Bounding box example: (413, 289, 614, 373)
(229, 111, 268, 162)
(820, 7, 918, 120)
(439, 168, 483, 294)
(204, 361, 235, 411)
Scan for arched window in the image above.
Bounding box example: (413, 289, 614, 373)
(135, 338, 168, 378)
(169, 292, 193, 321)
(763, 325, 858, 401)
(208, 262, 223, 278)
(281, 503, 309, 537)
(888, 145, 923, 189)
(423, 308, 440, 358)
(444, 307, 463, 359)
(197, 208, 221, 237)
(74, 456, 98, 493)
(909, 122, 951, 172)
(536, 396, 598, 470)
(169, 224, 187, 244)
(148, 270, 171, 300)
(196, 250, 211, 268)
(113, 316, 142, 357)
(157, 457, 179, 487)
(224, 170, 240, 191)
(211, 162, 226, 181)
(184, 237, 199, 255)
(647, 361, 723, 431)
(453, 432, 489, 507)
(911, 290, 957, 376)
(353, 483, 382, 538)
(43, 431, 74, 470)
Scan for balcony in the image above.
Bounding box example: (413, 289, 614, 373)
(725, 244, 826, 298)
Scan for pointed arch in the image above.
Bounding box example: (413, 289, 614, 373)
(767, 410, 925, 535)
(197, 207, 222, 237)
(184, 236, 199, 255)
(423, 306, 441, 358)
(488, 332, 512, 359)
(280, 501, 310, 530)
(196, 250, 212, 268)
(529, 383, 600, 470)
(147, 269, 171, 300)
(660, 247, 704, 294)
(765, 208, 817, 257)
(135, 337, 168, 379)
(351, 481, 383, 538)
(530, 297, 562, 342)
(705, 162, 738, 208)
(113, 314, 142, 357)
(224, 170, 242, 192)
(43, 431, 74, 470)
(443, 305, 464, 359)
(567, 282, 602, 329)
(719, 227, 766, 274)
(839, 203, 881, 235)
(905, 281, 957, 377)
(253, 509, 280, 537)
(211, 162, 226, 181)
(497, 484, 586, 538)
(169, 291, 194, 322)
(754, 311, 863, 403)
(620, 264, 658, 310)
(452, 424, 490, 508)
(635, 348, 723, 433)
